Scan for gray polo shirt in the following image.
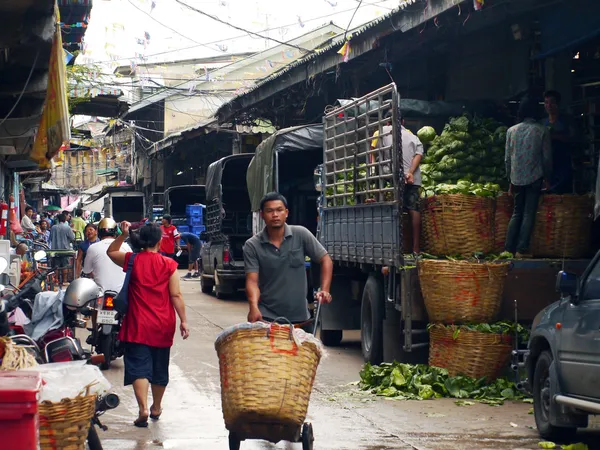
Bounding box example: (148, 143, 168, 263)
(243, 224, 327, 322)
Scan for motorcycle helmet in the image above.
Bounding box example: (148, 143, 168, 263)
(63, 278, 101, 309)
(98, 217, 118, 239)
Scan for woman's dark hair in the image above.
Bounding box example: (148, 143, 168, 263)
(84, 223, 97, 232)
(129, 222, 163, 250)
(518, 97, 539, 121)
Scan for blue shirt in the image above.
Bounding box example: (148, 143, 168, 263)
(179, 232, 201, 246)
(79, 239, 99, 254)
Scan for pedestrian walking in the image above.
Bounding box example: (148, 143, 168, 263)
(21, 206, 36, 233)
(159, 214, 180, 260)
(505, 97, 552, 258)
(179, 232, 201, 279)
(71, 208, 87, 241)
(243, 192, 333, 331)
(107, 221, 190, 428)
(49, 213, 75, 286)
(75, 223, 99, 278)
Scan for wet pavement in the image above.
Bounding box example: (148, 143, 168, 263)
(95, 273, 600, 450)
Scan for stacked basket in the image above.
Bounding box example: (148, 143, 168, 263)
(419, 259, 512, 380)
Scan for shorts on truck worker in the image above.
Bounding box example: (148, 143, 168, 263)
(243, 192, 333, 331)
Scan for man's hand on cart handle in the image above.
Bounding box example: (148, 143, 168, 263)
(248, 305, 263, 323)
(315, 290, 332, 304)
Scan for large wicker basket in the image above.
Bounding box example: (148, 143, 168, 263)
(421, 194, 494, 256)
(493, 193, 514, 253)
(530, 194, 593, 258)
(418, 259, 510, 324)
(429, 325, 513, 380)
(39, 393, 96, 450)
(215, 323, 321, 443)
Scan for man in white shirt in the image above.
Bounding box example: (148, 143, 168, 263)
(83, 218, 132, 294)
(21, 207, 36, 233)
(370, 111, 424, 253)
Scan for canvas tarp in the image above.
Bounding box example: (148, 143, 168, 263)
(247, 124, 322, 211)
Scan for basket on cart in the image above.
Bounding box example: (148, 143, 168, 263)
(215, 318, 322, 450)
(38, 393, 96, 450)
(418, 259, 510, 324)
(530, 194, 593, 258)
(429, 324, 513, 380)
(421, 194, 494, 256)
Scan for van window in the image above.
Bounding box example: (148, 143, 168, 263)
(582, 259, 600, 300)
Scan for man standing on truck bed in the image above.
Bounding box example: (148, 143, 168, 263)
(505, 97, 552, 258)
(243, 192, 333, 330)
(371, 111, 424, 254)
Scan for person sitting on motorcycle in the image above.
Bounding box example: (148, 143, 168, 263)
(82, 218, 132, 294)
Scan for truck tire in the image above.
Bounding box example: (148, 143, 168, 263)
(361, 275, 384, 364)
(200, 274, 214, 294)
(533, 350, 577, 440)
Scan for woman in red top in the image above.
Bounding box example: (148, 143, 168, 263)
(108, 222, 190, 428)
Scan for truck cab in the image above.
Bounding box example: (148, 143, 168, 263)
(200, 154, 253, 299)
(525, 251, 600, 440)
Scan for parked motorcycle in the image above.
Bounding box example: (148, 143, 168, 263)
(0, 256, 120, 450)
(87, 289, 123, 370)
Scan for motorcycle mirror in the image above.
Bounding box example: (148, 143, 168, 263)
(34, 250, 47, 261)
(0, 257, 7, 274)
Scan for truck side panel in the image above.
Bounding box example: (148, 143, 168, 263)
(321, 204, 401, 267)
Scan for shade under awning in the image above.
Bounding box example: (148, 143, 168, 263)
(83, 195, 106, 213)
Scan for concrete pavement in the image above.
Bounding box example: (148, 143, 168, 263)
(95, 273, 599, 450)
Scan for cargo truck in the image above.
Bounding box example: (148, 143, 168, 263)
(316, 83, 591, 364)
(102, 187, 145, 223)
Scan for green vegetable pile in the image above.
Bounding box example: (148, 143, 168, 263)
(359, 362, 527, 406)
(428, 322, 530, 345)
(419, 115, 509, 196)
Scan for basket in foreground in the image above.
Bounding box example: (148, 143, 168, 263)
(421, 194, 494, 256)
(429, 325, 513, 380)
(530, 194, 593, 258)
(418, 259, 510, 324)
(38, 393, 96, 450)
(216, 324, 321, 442)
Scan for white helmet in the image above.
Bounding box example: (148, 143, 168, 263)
(63, 278, 101, 309)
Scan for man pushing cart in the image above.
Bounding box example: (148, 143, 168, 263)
(215, 192, 334, 450)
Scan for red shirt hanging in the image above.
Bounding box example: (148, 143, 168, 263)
(159, 225, 180, 254)
(118, 252, 178, 348)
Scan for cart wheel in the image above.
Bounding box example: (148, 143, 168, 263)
(228, 432, 241, 450)
(301, 422, 314, 450)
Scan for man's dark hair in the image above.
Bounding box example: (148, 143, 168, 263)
(544, 90, 561, 103)
(162, 214, 172, 224)
(57, 213, 67, 223)
(75, 208, 83, 217)
(130, 222, 163, 250)
(518, 97, 539, 122)
(25, 206, 33, 213)
(260, 192, 288, 211)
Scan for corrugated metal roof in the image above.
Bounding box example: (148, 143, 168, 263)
(216, 0, 419, 113)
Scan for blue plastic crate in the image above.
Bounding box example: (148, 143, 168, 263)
(177, 225, 190, 234)
(186, 216, 204, 226)
(186, 204, 205, 216)
(192, 225, 205, 236)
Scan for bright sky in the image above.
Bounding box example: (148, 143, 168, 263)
(81, 0, 402, 69)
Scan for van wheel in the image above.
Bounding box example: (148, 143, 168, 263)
(361, 275, 384, 364)
(533, 350, 577, 440)
(200, 274, 213, 294)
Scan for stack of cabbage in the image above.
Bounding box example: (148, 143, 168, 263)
(419, 115, 508, 198)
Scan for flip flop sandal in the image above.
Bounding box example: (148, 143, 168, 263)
(150, 409, 163, 420)
(134, 416, 149, 428)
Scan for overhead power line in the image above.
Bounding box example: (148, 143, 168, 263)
(174, 0, 314, 54)
(81, 0, 393, 66)
(127, 0, 217, 51)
